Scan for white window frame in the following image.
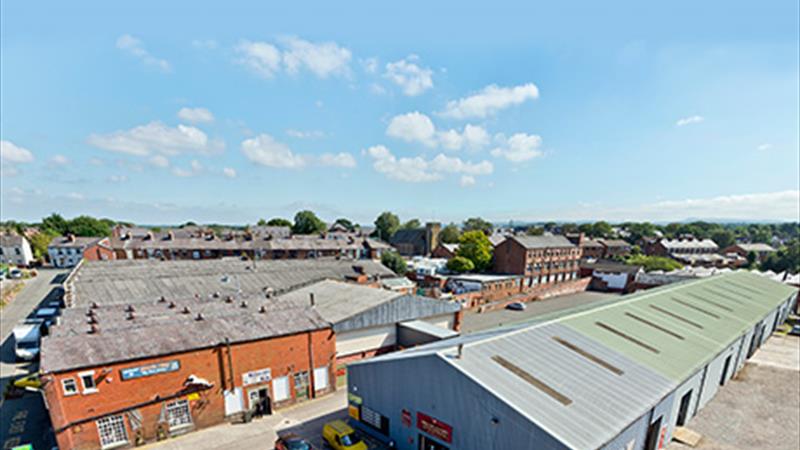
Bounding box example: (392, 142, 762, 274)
(79, 370, 98, 394)
(96, 415, 128, 449)
(166, 399, 193, 430)
(61, 377, 78, 396)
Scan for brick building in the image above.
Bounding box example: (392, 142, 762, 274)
(390, 223, 441, 256)
(723, 242, 776, 263)
(493, 235, 583, 290)
(48, 235, 114, 268)
(567, 234, 631, 260)
(443, 274, 523, 309)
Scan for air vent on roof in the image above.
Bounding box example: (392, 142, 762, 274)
(491, 355, 572, 406)
(157, 296, 166, 303)
(225, 296, 233, 303)
(182, 306, 191, 314)
(168, 301, 176, 309)
(623, 312, 684, 340)
(88, 316, 98, 325)
(709, 285, 752, 302)
(90, 302, 98, 309)
(595, 321, 660, 354)
(552, 337, 624, 375)
(684, 292, 734, 312)
(195, 313, 204, 321)
(725, 281, 763, 296)
(212, 292, 221, 299)
(259, 305, 267, 314)
(86, 308, 95, 317)
(671, 297, 720, 319)
(126, 311, 135, 321)
(88, 324, 99, 334)
(649, 304, 704, 329)
(240, 300, 248, 308)
(125, 304, 135, 313)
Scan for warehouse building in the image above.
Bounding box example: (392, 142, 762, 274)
(347, 271, 797, 450)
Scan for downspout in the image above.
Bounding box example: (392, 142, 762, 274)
(225, 337, 235, 389)
(307, 332, 316, 399)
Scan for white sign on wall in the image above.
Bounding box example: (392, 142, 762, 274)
(242, 368, 271, 386)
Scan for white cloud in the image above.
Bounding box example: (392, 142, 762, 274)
(362, 57, 379, 74)
(236, 37, 351, 79)
(676, 115, 704, 127)
(222, 167, 237, 178)
(757, 143, 773, 151)
(1, 140, 35, 163)
(235, 40, 282, 78)
(149, 155, 170, 168)
(385, 112, 489, 151)
(107, 175, 129, 183)
(172, 167, 194, 177)
(171, 159, 205, 178)
(66, 192, 85, 201)
(49, 154, 70, 166)
(192, 39, 218, 50)
(319, 152, 357, 168)
(178, 107, 215, 124)
(439, 83, 540, 119)
(241, 134, 307, 169)
(460, 175, 476, 187)
(286, 129, 326, 139)
(116, 34, 171, 72)
(386, 112, 437, 147)
(87, 122, 223, 157)
(384, 55, 434, 96)
(281, 37, 352, 78)
(490, 133, 543, 162)
(366, 145, 493, 183)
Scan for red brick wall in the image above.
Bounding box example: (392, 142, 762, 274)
(45, 329, 336, 450)
(82, 243, 115, 262)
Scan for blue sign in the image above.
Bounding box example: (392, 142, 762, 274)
(121, 360, 180, 381)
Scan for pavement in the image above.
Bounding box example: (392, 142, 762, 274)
(460, 290, 617, 333)
(0, 268, 68, 450)
(140, 389, 388, 450)
(667, 334, 800, 450)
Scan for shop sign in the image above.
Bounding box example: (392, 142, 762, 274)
(417, 412, 452, 443)
(121, 360, 180, 381)
(242, 368, 271, 386)
(401, 409, 412, 427)
(348, 392, 363, 405)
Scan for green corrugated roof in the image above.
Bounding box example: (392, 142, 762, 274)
(560, 271, 797, 381)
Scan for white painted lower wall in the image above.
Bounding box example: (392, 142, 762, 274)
(336, 324, 397, 357)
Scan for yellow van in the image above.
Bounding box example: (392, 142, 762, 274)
(322, 420, 367, 450)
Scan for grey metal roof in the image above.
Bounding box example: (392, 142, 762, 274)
(510, 235, 576, 249)
(68, 258, 395, 307)
(398, 320, 459, 339)
(41, 305, 328, 373)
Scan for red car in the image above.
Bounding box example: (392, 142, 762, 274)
(275, 433, 313, 450)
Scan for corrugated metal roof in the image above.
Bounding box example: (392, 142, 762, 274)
(352, 271, 797, 448)
(278, 280, 406, 324)
(398, 320, 459, 339)
(510, 235, 576, 249)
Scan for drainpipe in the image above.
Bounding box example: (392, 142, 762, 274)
(225, 337, 235, 389)
(307, 332, 316, 399)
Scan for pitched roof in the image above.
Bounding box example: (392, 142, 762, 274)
(48, 236, 104, 249)
(661, 238, 718, 251)
(510, 235, 576, 249)
(0, 234, 26, 246)
(735, 243, 776, 252)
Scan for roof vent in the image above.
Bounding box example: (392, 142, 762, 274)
(125, 304, 135, 313)
(352, 264, 365, 274)
(88, 324, 99, 334)
(309, 293, 316, 307)
(126, 311, 135, 320)
(195, 313, 204, 321)
(182, 306, 191, 314)
(240, 300, 248, 308)
(90, 302, 99, 309)
(212, 291, 221, 298)
(88, 316, 98, 325)
(157, 296, 166, 303)
(168, 301, 176, 309)
(225, 295, 233, 303)
(194, 293, 200, 300)
(86, 308, 95, 317)
(259, 305, 267, 314)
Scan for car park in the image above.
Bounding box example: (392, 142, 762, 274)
(322, 420, 367, 450)
(506, 302, 526, 311)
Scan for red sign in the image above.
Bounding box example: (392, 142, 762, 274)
(401, 409, 412, 427)
(417, 412, 453, 443)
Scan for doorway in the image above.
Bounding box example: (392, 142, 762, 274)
(644, 416, 662, 450)
(720, 355, 732, 386)
(419, 435, 449, 450)
(248, 387, 272, 417)
(676, 390, 692, 426)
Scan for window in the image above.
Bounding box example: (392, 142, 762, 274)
(272, 376, 290, 402)
(62, 378, 78, 396)
(166, 399, 193, 430)
(313, 366, 329, 391)
(96, 415, 128, 449)
(294, 371, 310, 400)
(79, 371, 97, 393)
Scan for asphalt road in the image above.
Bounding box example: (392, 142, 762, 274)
(0, 268, 68, 450)
(461, 290, 618, 333)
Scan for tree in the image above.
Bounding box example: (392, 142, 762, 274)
(526, 226, 545, 236)
(710, 230, 735, 249)
(266, 218, 292, 227)
(400, 219, 421, 230)
(560, 223, 579, 234)
(333, 218, 356, 232)
(447, 256, 475, 273)
(29, 231, 56, 261)
(440, 223, 461, 244)
(381, 251, 407, 275)
(292, 210, 326, 235)
(66, 215, 111, 237)
(456, 231, 493, 271)
(746, 251, 758, 269)
(592, 221, 613, 238)
(41, 213, 69, 235)
(761, 239, 800, 273)
(463, 217, 493, 235)
(374, 212, 400, 241)
(625, 255, 683, 272)
(257, 219, 267, 226)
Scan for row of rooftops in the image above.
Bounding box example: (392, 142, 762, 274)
(352, 271, 798, 450)
(43, 258, 460, 373)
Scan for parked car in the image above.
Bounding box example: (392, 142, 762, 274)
(506, 302, 526, 311)
(9, 269, 23, 279)
(789, 324, 800, 336)
(275, 433, 313, 450)
(322, 420, 367, 450)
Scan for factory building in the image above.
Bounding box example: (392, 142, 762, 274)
(347, 271, 797, 450)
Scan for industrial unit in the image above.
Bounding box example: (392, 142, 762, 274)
(347, 271, 797, 450)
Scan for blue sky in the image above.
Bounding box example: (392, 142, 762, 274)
(2, 1, 798, 225)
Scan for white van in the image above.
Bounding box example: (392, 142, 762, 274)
(13, 322, 42, 361)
